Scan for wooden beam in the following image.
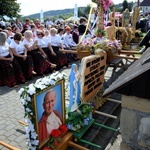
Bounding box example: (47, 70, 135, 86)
(95, 110, 117, 119)
(68, 141, 90, 150)
(114, 55, 139, 60)
(59, 49, 77, 54)
(18, 120, 28, 126)
(0, 141, 20, 150)
(107, 98, 121, 104)
(119, 50, 142, 55)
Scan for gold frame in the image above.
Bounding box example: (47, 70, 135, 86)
(32, 79, 65, 149)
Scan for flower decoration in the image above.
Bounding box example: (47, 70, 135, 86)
(18, 71, 68, 150)
(50, 129, 61, 138)
(77, 38, 94, 51)
(92, 0, 113, 11)
(94, 38, 122, 51)
(66, 103, 94, 131)
(99, 0, 113, 11)
(95, 28, 106, 37)
(44, 125, 68, 150)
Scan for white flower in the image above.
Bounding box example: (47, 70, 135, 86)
(28, 142, 31, 148)
(31, 132, 38, 139)
(25, 118, 31, 124)
(26, 95, 31, 102)
(25, 126, 30, 134)
(33, 140, 39, 146)
(30, 146, 36, 150)
(30, 139, 39, 146)
(49, 79, 56, 85)
(35, 82, 46, 90)
(20, 98, 25, 105)
(25, 133, 30, 139)
(27, 84, 36, 95)
(18, 88, 24, 95)
(28, 123, 34, 132)
(35, 78, 42, 84)
(26, 108, 31, 112)
(41, 77, 50, 85)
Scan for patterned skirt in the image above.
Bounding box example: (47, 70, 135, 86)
(15, 53, 34, 80)
(0, 55, 25, 87)
(51, 46, 68, 70)
(42, 47, 52, 62)
(28, 49, 52, 75)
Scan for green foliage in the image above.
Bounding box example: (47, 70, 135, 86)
(78, 8, 84, 17)
(95, 28, 106, 37)
(84, 5, 91, 15)
(0, 0, 20, 18)
(128, 2, 133, 12)
(122, 0, 129, 12)
(79, 103, 93, 118)
(66, 111, 83, 126)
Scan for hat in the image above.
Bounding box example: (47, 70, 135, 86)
(65, 26, 71, 31)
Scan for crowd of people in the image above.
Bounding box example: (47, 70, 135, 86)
(0, 17, 92, 88)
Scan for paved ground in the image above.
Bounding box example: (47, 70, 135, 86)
(0, 59, 130, 150)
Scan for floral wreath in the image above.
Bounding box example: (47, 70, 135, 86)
(18, 71, 68, 150)
(92, 0, 113, 11)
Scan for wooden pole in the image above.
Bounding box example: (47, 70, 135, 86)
(68, 141, 90, 150)
(18, 120, 28, 126)
(114, 54, 139, 60)
(95, 110, 117, 119)
(59, 49, 77, 54)
(107, 98, 121, 104)
(0, 141, 20, 150)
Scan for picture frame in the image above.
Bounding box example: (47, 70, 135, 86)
(18, 72, 67, 150)
(33, 79, 66, 149)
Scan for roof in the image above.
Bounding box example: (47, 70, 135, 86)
(103, 47, 150, 99)
(140, 0, 150, 6)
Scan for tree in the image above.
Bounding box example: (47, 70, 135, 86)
(122, 0, 129, 12)
(84, 4, 91, 15)
(0, 0, 20, 19)
(128, 2, 133, 12)
(78, 8, 84, 17)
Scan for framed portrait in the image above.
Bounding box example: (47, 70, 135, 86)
(33, 79, 65, 149)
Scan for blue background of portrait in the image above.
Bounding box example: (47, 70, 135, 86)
(36, 83, 62, 122)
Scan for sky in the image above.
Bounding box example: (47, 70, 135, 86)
(16, 0, 133, 16)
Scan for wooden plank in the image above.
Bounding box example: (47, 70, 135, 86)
(0, 141, 20, 150)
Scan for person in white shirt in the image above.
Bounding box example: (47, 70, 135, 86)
(0, 32, 25, 87)
(57, 28, 68, 49)
(45, 18, 53, 27)
(10, 32, 36, 80)
(63, 26, 77, 48)
(23, 30, 56, 75)
(35, 29, 56, 62)
(49, 27, 68, 70)
(63, 26, 77, 61)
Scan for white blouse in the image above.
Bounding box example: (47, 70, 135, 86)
(0, 42, 10, 57)
(23, 38, 34, 47)
(50, 35, 61, 47)
(10, 40, 25, 54)
(63, 33, 76, 47)
(35, 37, 50, 48)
